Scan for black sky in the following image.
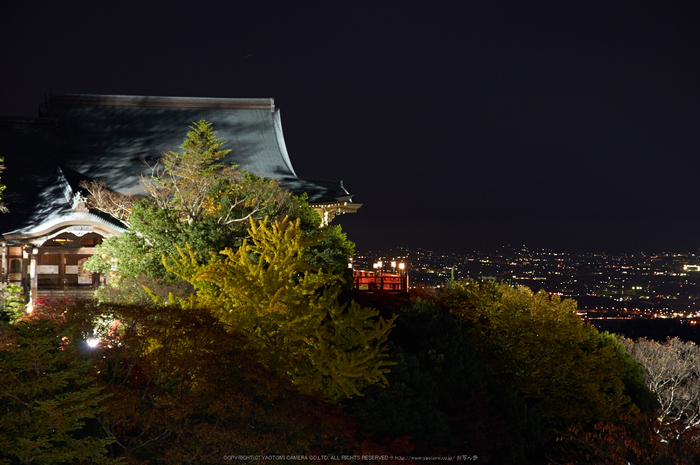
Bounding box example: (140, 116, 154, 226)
(2, 1, 699, 253)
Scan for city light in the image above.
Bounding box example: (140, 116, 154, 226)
(351, 246, 700, 318)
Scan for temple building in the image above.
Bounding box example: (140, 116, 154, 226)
(0, 94, 360, 307)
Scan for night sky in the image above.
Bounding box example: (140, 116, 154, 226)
(2, 1, 699, 254)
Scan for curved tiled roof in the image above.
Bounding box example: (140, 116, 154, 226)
(0, 94, 355, 237)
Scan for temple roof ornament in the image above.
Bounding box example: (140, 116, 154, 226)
(71, 192, 89, 213)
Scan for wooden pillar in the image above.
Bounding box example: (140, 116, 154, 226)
(60, 253, 65, 291)
(29, 248, 38, 308)
(1, 241, 6, 279)
(0, 242, 6, 305)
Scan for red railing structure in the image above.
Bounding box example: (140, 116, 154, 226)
(353, 269, 409, 293)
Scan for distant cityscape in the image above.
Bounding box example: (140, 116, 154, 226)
(353, 246, 700, 320)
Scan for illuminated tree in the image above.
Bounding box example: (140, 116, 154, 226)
(599, 332, 660, 415)
(0, 319, 115, 464)
(140, 120, 233, 224)
(440, 280, 637, 428)
(80, 179, 135, 227)
(622, 336, 700, 439)
(1, 284, 25, 323)
(83, 120, 234, 226)
(162, 216, 396, 401)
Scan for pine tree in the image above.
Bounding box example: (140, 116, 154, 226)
(141, 120, 233, 224)
(0, 320, 116, 464)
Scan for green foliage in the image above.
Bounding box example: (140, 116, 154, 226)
(84, 202, 171, 279)
(304, 223, 355, 275)
(162, 216, 395, 401)
(599, 332, 660, 415)
(0, 319, 116, 464)
(345, 348, 453, 447)
(205, 171, 300, 227)
(440, 280, 635, 430)
(2, 284, 25, 323)
(93, 274, 194, 307)
(390, 299, 487, 405)
(282, 192, 356, 275)
(143, 120, 232, 224)
(346, 298, 549, 463)
(438, 278, 502, 326)
(85, 200, 233, 285)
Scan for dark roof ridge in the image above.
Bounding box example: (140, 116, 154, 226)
(44, 93, 275, 111)
(0, 116, 57, 128)
(297, 176, 345, 188)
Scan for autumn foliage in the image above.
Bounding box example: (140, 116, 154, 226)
(548, 412, 700, 465)
(6, 275, 699, 463)
(160, 216, 396, 401)
(2, 297, 437, 464)
(5, 121, 696, 463)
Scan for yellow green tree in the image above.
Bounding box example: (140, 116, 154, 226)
(441, 280, 636, 428)
(160, 216, 396, 401)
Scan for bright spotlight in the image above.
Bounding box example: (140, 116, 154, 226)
(86, 338, 100, 348)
